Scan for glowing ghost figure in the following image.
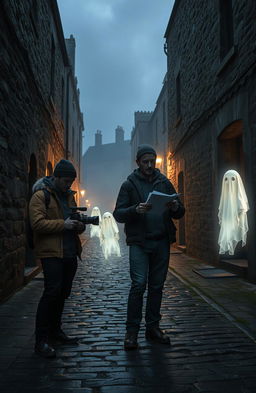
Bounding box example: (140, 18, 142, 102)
(100, 212, 121, 260)
(90, 206, 102, 238)
(218, 169, 249, 255)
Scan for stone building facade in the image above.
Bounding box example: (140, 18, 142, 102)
(83, 127, 131, 213)
(65, 35, 84, 194)
(131, 111, 153, 168)
(131, 77, 169, 175)
(150, 76, 169, 175)
(164, 0, 256, 281)
(0, 0, 83, 301)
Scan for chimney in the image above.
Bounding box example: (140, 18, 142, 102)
(115, 126, 124, 144)
(95, 130, 102, 146)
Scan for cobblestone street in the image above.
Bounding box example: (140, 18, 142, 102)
(1, 235, 256, 393)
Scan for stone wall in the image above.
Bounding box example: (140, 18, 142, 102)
(0, 0, 68, 300)
(150, 78, 168, 175)
(131, 112, 153, 170)
(165, 0, 256, 278)
(166, 0, 256, 147)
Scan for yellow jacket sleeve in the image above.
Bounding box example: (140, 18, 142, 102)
(29, 190, 65, 234)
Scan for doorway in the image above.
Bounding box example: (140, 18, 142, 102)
(178, 171, 186, 247)
(46, 161, 53, 176)
(217, 120, 247, 260)
(218, 120, 244, 178)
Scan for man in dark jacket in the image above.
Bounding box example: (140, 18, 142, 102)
(29, 159, 85, 358)
(113, 145, 185, 350)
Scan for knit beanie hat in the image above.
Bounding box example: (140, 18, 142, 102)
(136, 144, 157, 160)
(53, 159, 77, 178)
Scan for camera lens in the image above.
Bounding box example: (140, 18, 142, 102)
(85, 216, 99, 225)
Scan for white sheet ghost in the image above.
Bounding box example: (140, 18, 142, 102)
(100, 212, 121, 260)
(90, 206, 102, 238)
(218, 169, 249, 255)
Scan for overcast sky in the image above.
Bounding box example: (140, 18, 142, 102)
(58, 0, 174, 153)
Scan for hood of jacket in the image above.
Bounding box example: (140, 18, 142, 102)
(32, 176, 76, 196)
(127, 168, 169, 203)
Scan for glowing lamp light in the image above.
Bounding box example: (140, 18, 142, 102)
(156, 157, 163, 165)
(80, 189, 85, 197)
(85, 199, 89, 203)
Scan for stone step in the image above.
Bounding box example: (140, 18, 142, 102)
(176, 244, 186, 253)
(23, 266, 41, 284)
(219, 258, 248, 278)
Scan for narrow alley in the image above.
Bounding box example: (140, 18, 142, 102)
(0, 235, 256, 393)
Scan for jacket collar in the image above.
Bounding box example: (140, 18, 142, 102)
(127, 169, 167, 202)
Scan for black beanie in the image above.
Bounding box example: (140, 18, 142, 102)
(136, 144, 157, 160)
(53, 159, 77, 178)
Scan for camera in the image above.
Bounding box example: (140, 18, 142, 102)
(70, 207, 99, 226)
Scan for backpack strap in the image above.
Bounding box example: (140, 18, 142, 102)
(42, 188, 51, 209)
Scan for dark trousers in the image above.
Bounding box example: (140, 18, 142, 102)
(35, 257, 77, 342)
(126, 238, 170, 332)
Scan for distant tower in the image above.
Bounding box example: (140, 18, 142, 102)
(65, 34, 76, 72)
(115, 126, 124, 144)
(95, 130, 102, 146)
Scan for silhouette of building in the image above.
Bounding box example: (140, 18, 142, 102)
(131, 76, 169, 174)
(82, 127, 131, 213)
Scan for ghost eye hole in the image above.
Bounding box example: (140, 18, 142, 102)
(225, 178, 227, 181)
(231, 177, 235, 181)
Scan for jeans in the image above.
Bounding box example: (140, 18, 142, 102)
(126, 238, 170, 332)
(35, 257, 77, 342)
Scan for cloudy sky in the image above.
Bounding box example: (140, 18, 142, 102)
(58, 0, 174, 153)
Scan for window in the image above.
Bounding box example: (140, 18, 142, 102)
(162, 101, 166, 133)
(72, 127, 75, 157)
(50, 36, 55, 99)
(219, 0, 234, 59)
(155, 119, 158, 145)
(176, 73, 181, 119)
(61, 77, 65, 119)
(46, 162, 53, 176)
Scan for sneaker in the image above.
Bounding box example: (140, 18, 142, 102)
(145, 327, 170, 345)
(124, 331, 138, 350)
(34, 341, 56, 358)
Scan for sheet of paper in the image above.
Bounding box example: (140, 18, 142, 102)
(145, 191, 180, 214)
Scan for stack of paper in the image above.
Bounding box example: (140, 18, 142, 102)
(145, 190, 180, 214)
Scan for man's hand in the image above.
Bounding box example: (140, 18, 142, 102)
(64, 217, 80, 230)
(136, 203, 152, 214)
(76, 221, 85, 232)
(166, 199, 179, 212)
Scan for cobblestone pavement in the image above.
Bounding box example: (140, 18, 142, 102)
(1, 235, 256, 393)
(169, 251, 256, 341)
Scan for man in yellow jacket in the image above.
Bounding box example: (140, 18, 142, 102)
(29, 159, 85, 358)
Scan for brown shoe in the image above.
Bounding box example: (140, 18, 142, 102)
(145, 327, 170, 345)
(124, 331, 138, 350)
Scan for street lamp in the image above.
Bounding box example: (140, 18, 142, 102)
(80, 189, 85, 198)
(156, 157, 163, 165)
